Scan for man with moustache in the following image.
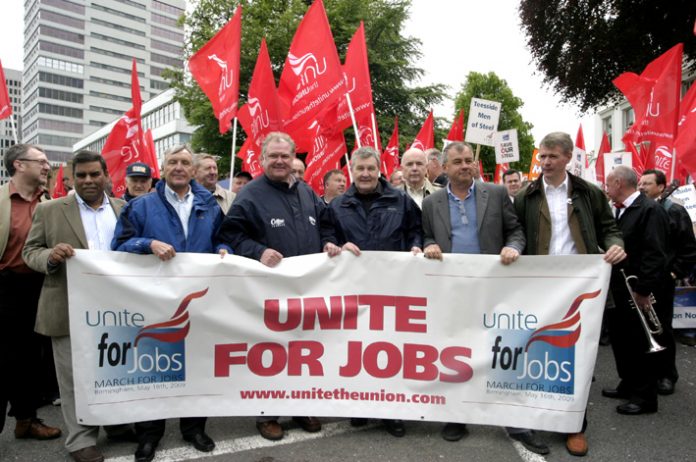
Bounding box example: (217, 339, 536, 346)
(194, 153, 235, 213)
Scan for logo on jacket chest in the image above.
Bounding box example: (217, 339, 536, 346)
(271, 218, 286, 228)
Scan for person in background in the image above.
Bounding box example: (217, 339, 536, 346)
(122, 162, 153, 202)
(193, 153, 235, 213)
(321, 169, 346, 204)
(231, 171, 253, 194)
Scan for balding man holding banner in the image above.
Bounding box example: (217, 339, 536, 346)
(515, 132, 625, 457)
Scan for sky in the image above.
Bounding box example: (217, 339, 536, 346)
(0, 0, 597, 150)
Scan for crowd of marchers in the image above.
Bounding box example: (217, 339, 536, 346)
(2, 130, 695, 462)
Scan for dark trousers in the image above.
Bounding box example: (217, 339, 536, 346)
(135, 417, 207, 444)
(654, 281, 678, 382)
(607, 304, 659, 405)
(0, 271, 46, 426)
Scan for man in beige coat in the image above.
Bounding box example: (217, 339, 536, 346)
(23, 151, 130, 462)
(0, 144, 61, 439)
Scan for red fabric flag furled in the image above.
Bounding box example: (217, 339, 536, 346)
(278, 0, 345, 142)
(304, 121, 348, 195)
(0, 60, 12, 121)
(411, 110, 434, 151)
(613, 44, 683, 179)
(594, 131, 611, 186)
(237, 138, 264, 178)
(494, 163, 509, 184)
(188, 5, 242, 134)
(102, 60, 149, 197)
(674, 82, 696, 180)
(575, 125, 586, 151)
(52, 164, 67, 199)
(144, 129, 160, 179)
(446, 109, 465, 143)
(238, 38, 283, 147)
(382, 117, 400, 177)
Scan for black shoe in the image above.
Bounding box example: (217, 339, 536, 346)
(382, 419, 405, 437)
(107, 428, 138, 443)
(183, 432, 215, 452)
(601, 387, 629, 399)
(657, 378, 675, 395)
(509, 431, 550, 455)
(350, 418, 368, 427)
(616, 401, 657, 415)
(134, 441, 157, 462)
(441, 422, 468, 442)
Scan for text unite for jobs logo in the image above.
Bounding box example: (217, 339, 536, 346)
(486, 290, 600, 395)
(87, 289, 208, 388)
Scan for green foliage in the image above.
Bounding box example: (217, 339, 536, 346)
(453, 72, 535, 177)
(167, 0, 446, 177)
(519, 0, 696, 112)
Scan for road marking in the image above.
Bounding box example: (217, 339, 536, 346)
(104, 420, 374, 462)
(507, 435, 549, 462)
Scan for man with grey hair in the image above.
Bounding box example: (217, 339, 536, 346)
(400, 147, 439, 208)
(216, 131, 323, 441)
(321, 145, 422, 438)
(112, 143, 223, 461)
(515, 131, 625, 457)
(193, 153, 235, 213)
(603, 165, 670, 416)
(425, 148, 447, 186)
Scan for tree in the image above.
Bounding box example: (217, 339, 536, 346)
(519, 0, 696, 112)
(166, 0, 446, 176)
(453, 72, 535, 177)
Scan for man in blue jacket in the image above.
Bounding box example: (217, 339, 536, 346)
(216, 131, 323, 440)
(111, 144, 223, 462)
(321, 146, 422, 437)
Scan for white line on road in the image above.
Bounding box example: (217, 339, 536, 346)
(508, 439, 549, 462)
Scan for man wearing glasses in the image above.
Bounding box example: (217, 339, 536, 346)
(421, 141, 529, 447)
(0, 144, 61, 440)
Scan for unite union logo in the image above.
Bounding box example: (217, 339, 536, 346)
(485, 290, 600, 395)
(89, 288, 208, 388)
(289, 52, 327, 90)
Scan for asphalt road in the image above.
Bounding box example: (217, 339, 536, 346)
(2, 342, 695, 462)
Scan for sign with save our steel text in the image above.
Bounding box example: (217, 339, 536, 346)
(67, 251, 610, 433)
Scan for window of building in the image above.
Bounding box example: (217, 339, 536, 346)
(150, 25, 183, 42)
(621, 108, 634, 136)
(38, 25, 84, 44)
(90, 3, 146, 23)
(39, 87, 84, 104)
(150, 52, 182, 68)
(39, 9, 85, 29)
(112, 0, 146, 9)
(90, 47, 145, 64)
(601, 116, 613, 150)
(39, 119, 84, 133)
(39, 71, 84, 89)
(40, 0, 85, 15)
(152, 0, 184, 16)
(38, 103, 83, 118)
(150, 38, 182, 55)
(91, 32, 146, 50)
(37, 56, 84, 74)
(90, 61, 145, 77)
(151, 11, 178, 28)
(150, 79, 169, 91)
(92, 17, 146, 37)
(39, 41, 84, 59)
(89, 105, 123, 115)
(89, 90, 131, 103)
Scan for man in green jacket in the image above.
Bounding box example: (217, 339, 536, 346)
(514, 132, 625, 457)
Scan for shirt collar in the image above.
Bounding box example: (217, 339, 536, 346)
(622, 190, 641, 209)
(542, 172, 569, 194)
(8, 179, 44, 201)
(446, 181, 475, 200)
(75, 192, 110, 210)
(165, 183, 192, 202)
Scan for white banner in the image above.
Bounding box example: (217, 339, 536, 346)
(465, 98, 501, 147)
(603, 152, 632, 174)
(671, 185, 696, 223)
(494, 129, 519, 164)
(67, 251, 611, 433)
(674, 287, 696, 328)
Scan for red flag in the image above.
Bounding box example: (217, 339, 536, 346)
(624, 140, 645, 177)
(188, 5, 242, 134)
(382, 117, 400, 177)
(52, 164, 67, 199)
(674, 82, 696, 179)
(305, 128, 348, 195)
(411, 111, 434, 151)
(328, 22, 380, 150)
(494, 163, 509, 184)
(237, 138, 264, 178)
(102, 60, 148, 197)
(278, 0, 345, 140)
(594, 132, 610, 185)
(144, 129, 160, 179)
(0, 60, 11, 120)
(446, 109, 465, 142)
(575, 125, 586, 151)
(613, 44, 683, 179)
(238, 39, 283, 147)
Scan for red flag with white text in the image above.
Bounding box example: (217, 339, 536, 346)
(0, 60, 12, 121)
(237, 137, 264, 178)
(382, 118, 400, 177)
(278, 0, 345, 141)
(238, 38, 283, 146)
(188, 5, 242, 134)
(305, 127, 348, 195)
(494, 163, 509, 184)
(102, 60, 148, 197)
(613, 44, 683, 179)
(411, 111, 434, 151)
(674, 81, 696, 180)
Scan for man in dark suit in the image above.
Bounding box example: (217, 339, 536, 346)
(515, 132, 625, 457)
(422, 141, 527, 446)
(603, 165, 670, 416)
(23, 151, 130, 462)
(0, 144, 60, 439)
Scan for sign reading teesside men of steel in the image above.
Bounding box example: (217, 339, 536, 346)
(67, 251, 610, 433)
(465, 97, 502, 146)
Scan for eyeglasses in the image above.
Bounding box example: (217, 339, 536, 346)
(19, 158, 50, 167)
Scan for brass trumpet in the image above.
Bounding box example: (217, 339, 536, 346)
(620, 269, 665, 354)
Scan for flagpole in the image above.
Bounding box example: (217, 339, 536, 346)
(671, 147, 677, 184)
(229, 117, 238, 192)
(345, 93, 361, 148)
(370, 112, 378, 151)
(344, 153, 354, 183)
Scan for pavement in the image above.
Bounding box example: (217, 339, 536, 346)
(2, 341, 695, 462)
